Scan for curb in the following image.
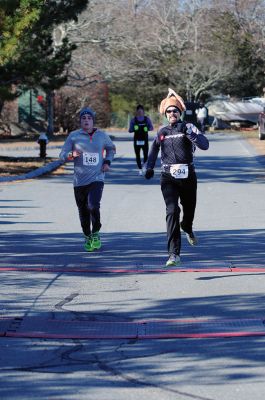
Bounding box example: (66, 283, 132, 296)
(0, 145, 62, 152)
(0, 133, 120, 183)
(0, 159, 65, 183)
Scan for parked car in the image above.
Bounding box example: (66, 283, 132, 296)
(208, 99, 263, 126)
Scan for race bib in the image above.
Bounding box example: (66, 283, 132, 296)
(136, 140, 145, 146)
(170, 164, 189, 179)
(83, 152, 99, 166)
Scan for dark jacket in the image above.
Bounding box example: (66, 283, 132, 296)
(147, 121, 209, 171)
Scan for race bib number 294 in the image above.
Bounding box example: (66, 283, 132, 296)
(170, 164, 189, 179)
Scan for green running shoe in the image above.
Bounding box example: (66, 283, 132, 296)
(165, 254, 181, 267)
(91, 231, 101, 250)
(84, 235, 94, 252)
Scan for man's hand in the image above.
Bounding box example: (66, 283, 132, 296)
(102, 163, 110, 172)
(67, 150, 81, 160)
(185, 123, 193, 135)
(145, 169, 154, 179)
(185, 123, 197, 140)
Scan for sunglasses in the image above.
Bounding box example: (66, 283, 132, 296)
(166, 108, 179, 114)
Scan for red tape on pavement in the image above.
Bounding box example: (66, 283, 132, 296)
(1, 316, 265, 339)
(0, 266, 265, 274)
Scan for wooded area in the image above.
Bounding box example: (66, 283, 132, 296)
(1, 0, 265, 131)
(65, 0, 265, 105)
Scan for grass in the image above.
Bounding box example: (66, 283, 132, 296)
(0, 156, 63, 176)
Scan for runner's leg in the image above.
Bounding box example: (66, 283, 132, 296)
(180, 172, 197, 233)
(161, 174, 181, 256)
(88, 181, 104, 233)
(134, 142, 142, 169)
(143, 141, 149, 164)
(74, 185, 91, 236)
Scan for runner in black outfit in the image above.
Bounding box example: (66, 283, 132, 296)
(145, 89, 209, 267)
(129, 105, 154, 175)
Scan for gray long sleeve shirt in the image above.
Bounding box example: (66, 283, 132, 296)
(59, 128, 116, 187)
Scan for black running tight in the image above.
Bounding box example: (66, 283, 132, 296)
(160, 172, 197, 255)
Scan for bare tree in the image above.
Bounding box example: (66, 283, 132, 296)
(61, 0, 265, 109)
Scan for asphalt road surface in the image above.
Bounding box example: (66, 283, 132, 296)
(0, 131, 265, 400)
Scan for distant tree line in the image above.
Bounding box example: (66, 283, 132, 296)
(67, 0, 265, 110)
(1, 0, 265, 131)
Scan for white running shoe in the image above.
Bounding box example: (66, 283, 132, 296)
(138, 169, 143, 176)
(180, 222, 198, 246)
(185, 232, 198, 246)
(165, 254, 181, 267)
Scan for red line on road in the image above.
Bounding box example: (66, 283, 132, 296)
(0, 316, 264, 339)
(0, 266, 265, 273)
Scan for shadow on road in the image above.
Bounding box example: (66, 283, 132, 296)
(0, 228, 265, 270)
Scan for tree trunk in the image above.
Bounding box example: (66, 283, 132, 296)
(47, 90, 54, 138)
(0, 99, 4, 116)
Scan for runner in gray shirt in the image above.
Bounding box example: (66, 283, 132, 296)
(59, 107, 116, 252)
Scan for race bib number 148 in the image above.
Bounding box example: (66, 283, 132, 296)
(83, 152, 99, 166)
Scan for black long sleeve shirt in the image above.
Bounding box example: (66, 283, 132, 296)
(146, 121, 209, 172)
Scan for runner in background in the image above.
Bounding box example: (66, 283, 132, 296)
(145, 89, 209, 267)
(59, 107, 116, 252)
(195, 101, 208, 133)
(128, 105, 154, 175)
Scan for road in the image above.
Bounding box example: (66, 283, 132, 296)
(0, 131, 265, 400)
